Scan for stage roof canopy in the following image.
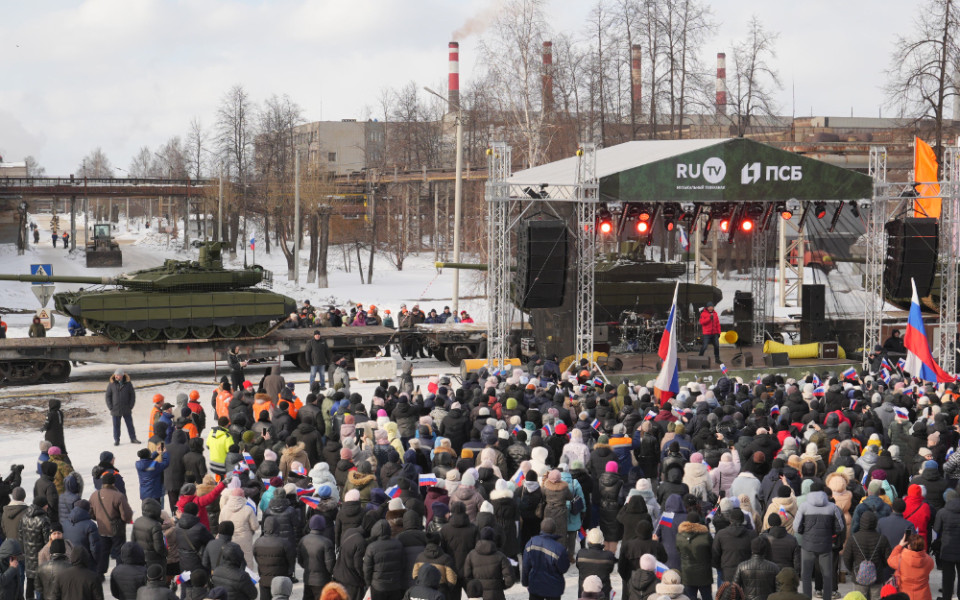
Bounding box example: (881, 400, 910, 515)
(510, 137, 874, 203)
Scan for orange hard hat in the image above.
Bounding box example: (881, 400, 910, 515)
(188, 390, 200, 401)
(153, 394, 164, 403)
(384, 309, 391, 314)
(369, 305, 376, 311)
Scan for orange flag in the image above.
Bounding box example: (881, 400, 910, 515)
(914, 137, 941, 218)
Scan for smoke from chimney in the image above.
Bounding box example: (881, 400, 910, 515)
(451, 0, 504, 40)
(449, 42, 460, 112)
(716, 52, 727, 115)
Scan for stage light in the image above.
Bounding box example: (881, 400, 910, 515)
(720, 219, 730, 232)
(664, 219, 675, 232)
(849, 200, 861, 218)
(597, 209, 613, 235)
(599, 220, 613, 234)
(777, 202, 793, 220)
(638, 210, 651, 222)
(815, 202, 827, 219)
(636, 220, 650, 234)
(741, 219, 754, 232)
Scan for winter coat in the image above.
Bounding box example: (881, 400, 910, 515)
(176, 479, 225, 531)
(794, 490, 845, 553)
(332, 526, 366, 589)
(175, 512, 214, 573)
(767, 568, 809, 600)
(218, 493, 259, 568)
(343, 471, 376, 504)
(712, 523, 757, 582)
(733, 553, 779, 600)
(211, 544, 259, 600)
(34, 471, 60, 524)
(131, 498, 166, 567)
(403, 564, 445, 600)
(463, 539, 516, 600)
(710, 453, 741, 497)
(55, 547, 102, 600)
(334, 500, 364, 548)
(182, 448, 207, 484)
(729, 472, 762, 514)
(657, 494, 688, 570)
(541, 478, 573, 532)
(597, 471, 624, 541)
(298, 528, 336, 588)
(201, 534, 243, 573)
(852, 494, 893, 533)
(676, 521, 713, 587)
(521, 531, 569, 598)
(0, 503, 27, 543)
(843, 511, 891, 580)
(136, 580, 177, 600)
(887, 545, 934, 600)
(64, 505, 102, 564)
(363, 520, 406, 592)
(59, 472, 84, 524)
(618, 494, 652, 544)
(263, 366, 286, 400)
(43, 399, 67, 454)
(761, 526, 801, 571)
(88, 484, 134, 539)
(0, 540, 21, 600)
(449, 484, 485, 520)
(440, 510, 477, 575)
(135, 452, 169, 500)
(162, 431, 190, 495)
(574, 544, 616, 599)
(106, 375, 136, 417)
(278, 442, 310, 479)
(36, 550, 70, 600)
(18, 504, 51, 577)
(109, 542, 147, 600)
(626, 568, 658, 600)
(264, 494, 300, 550)
(305, 337, 331, 366)
(762, 495, 798, 534)
(254, 518, 296, 586)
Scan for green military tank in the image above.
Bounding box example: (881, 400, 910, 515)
(0, 243, 296, 342)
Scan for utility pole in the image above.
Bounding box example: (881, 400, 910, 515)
(218, 169, 224, 242)
(452, 113, 464, 316)
(294, 150, 301, 283)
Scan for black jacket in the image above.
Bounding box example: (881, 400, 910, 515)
(253, 519, 296, 585)
(105, 376, 136, 417)
(0, 540, 21, 600)
(304, 337, 331, 366)
(175, 513, 214, 573)
(574, 544, 616, 599)
(843, 511, 891, 576)
(440, 511, 477, 574)
(33, 472, 60, 525)
(439, 409, 471, 452)
(264, 494, 300, 550)
(297, 529, 336, 588)
(162, 431, 190, 494)
(463, 539, 516, 600)
(733, 554, 779, 600)
(64, 505, 102, 566)
(934, 498, 960, 561)
(131, 499, 166, 567)
(402, 564, 445, 600)
(712, 524, 757, 581)
(596, 472, 624, 541)
(211, 544, 259, 600)
(675, 521, 713, 587)
(626, 568, 659, 600)
(110, 542, 148, 600)
(136, 580, 178, 600)
(56, 547, 103, 600)
(18, 504, 51, 577)
(35, 552, 70, 600)
(335, 500, 365, 547)
(363, 520, 406, 592)
(201, 534, 244, 572)
(760, 527, 801, 572)
(332, 526, 366, 588)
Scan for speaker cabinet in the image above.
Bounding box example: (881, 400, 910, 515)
(514, 220, 568, 309)
(884, 218, 939, 298)
(686, 356, 711, 370)
(801, 284, 826, 322)
(800, 320, 830, 343)
(764, 352, 790, 367)
(733, 291, 754, 343)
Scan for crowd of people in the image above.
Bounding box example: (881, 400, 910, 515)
(286, 302, 474, 331)
(0, 356, 957, 600)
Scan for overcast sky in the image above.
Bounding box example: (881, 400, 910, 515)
(1, 0, 912, 175)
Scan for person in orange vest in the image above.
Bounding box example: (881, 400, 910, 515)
(279, 384, 302, 419)
(252, 393, 273, 424)
(148, 394, 165, 439)
(186, 389, 206, 435)
(215, 382, 237, 422)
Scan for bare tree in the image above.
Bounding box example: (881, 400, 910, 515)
(185, 118, 208, 180)
(729, 16, 782, 136)
(154, 137, 188, 178)
(478, 0, 555, 167)
(886, 0, 960, 164)
(661, 0, 714, 138)
(216, 85, 256, 253)
(23, 156, 45, 177)
(77, 148, 114, 177)
(128, 147, 154, 177)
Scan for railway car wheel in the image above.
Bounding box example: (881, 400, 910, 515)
(164, 327, 189, 340)
(43, 361, 71, 383)
(446, 344, 477, 366)
(245, 322, 271, 337)
(136, 328, 161, 342)
(217, 324, 242, 338)
(106, 325, 132, 342)
(444, 346, 457, 366)
(190, 325, 216, 339)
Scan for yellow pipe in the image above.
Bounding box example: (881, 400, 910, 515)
(763, 340, 846, 359)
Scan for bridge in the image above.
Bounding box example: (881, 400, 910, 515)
(0, 176, 214, 198)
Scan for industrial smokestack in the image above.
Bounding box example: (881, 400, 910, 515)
(448, 42, 460, 112)
(716, 52, 727, 115)
(542, 41, 553, 113)
(631, 44, 642, 118)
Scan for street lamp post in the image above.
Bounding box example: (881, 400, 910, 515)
(424, 86, 464, 317)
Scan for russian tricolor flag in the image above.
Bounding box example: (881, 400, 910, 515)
(385, 485, 401, 498)
(658, 511, 675, 529)
(242, 452, 256, 469)
(577, 527, 586, 541)
(655, 561, 669, 578)
(881, 357, 893, 372)
(593, 377, 605, 387)
(812, 373, 821, 387)
(894, 406, 909, 419)
(842, 367, 857, 381)
(898, 357, 906, 370)
(755, 374, 763, 386)
(175, 571, 191, 585)
(512, 425, 522, 436)
(542, 424, 553, 436)
(654, 284, 680, 401)
(880, 369, 891, 384)
(904, 279, 954, 383)
(679, 226, 690, 252)
(813, 386, 826, 397)
(644, 410, 656, 421)
(778, 504, 788, 518)
(770, 405, 780, 417)
(419, 474, 438, 487)
(720, 363, 728, 376)
(511, 468, 525, 486)
(300, 496, 321, 509)
(590, 418, 601, 431)
(296, 487, 316, 497)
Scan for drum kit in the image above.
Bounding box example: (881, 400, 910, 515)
(616, 310, 666, 354)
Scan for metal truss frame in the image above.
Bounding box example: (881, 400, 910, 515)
(939, 148, 959, 373)
(862, 148, 888, 368)
(750, 228, 770, 346)
(485, 142, 600, 370)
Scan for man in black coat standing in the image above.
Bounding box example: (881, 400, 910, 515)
(363, 520, 406, 600)
(254, 517, 296, 600)
(138, 563, 177, 600)
(305, 330, 331, 390)
(211, 545, 258, 600)
(54, 547, 102, 600)
(298, 515, 336, 600)
(35, 538, 69, 600)
(106, 369, 140, 446)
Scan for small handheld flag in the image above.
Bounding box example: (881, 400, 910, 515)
(175, 572, 191, 585)
(770, 405, 780, 417)
(644, 410, 657, 421)
(542, 424, 554, 436)
(842, 367, 857, 381)
(245, 568, 260, 584)
(300, 496, 321, 509)
(707, 505, 718, 520)
(590, 418, 601, 431)
(242, 452, 256, 469)
(593, 377, 605, 387)
(897, 357, 906, 369)
(894, 406, 909, 419)
(511, 468, 524, 486)
(249, 236, 256, 250)
(385, 485, 401, 498)
(655, 561, 669, 579)
(778, 504, 788, 518)
(658, 511, 675, 529)
(812, 373, 821, 387)
(512, 424, 522, 436)
(881, 357, 893, 372)
(880, 370, 891, 384)
(295, 487, 316, 497)
(577, 527, 586, 541)
(419, 474, 438, 487)
(755, 374, 763, 386)
(679, 226, 690, 252)
(720, 363, 729, 376)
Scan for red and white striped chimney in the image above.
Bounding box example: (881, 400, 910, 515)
(716, 52, 727, 115)
(448, 42, 460, 111)
(542, 41, 553, 113)
(631, 44, 642, 116)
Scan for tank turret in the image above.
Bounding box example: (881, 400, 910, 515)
(0, 243, 297, 342)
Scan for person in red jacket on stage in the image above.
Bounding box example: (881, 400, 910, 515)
(698, 302, 721, 364)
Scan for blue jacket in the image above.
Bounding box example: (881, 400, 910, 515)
(67, 318, 85, 336)
(135, 452, 169, 500)
(158, 413, 175, 443)
(64, 506, 101, 564)
(561, 472, 585, 532)
(522, 532, 569, 598)
(36, 452, 49, 476)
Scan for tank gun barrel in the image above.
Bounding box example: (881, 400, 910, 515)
(0, 274, 116, 285)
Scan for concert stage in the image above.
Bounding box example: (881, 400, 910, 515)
(603, 349, 860, 385)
